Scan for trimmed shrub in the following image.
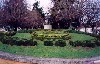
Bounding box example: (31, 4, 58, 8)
(95, 39, 100, 46)
(15, 39, 37, 46)
(69, 41, 82, 47)
(69, 40, 96, 48)
(0, 32, 5, 36)
(17, 30, 33, 33)
(55, 40, 66, 47)
(44, 41, 53, 46)
(5, 31, 16, 36)
(0, 36, 37, 46)
(82, 40, 95, 48)
(90, 34, 100, 38)
(67, 30, 89, 34)
(69, 41, 74, 46)
(30, 41, 37, 46)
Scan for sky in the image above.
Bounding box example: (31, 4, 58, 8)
(26, 0, 54, 13)
(26, 0, 100, 13)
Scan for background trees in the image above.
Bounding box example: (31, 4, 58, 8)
(1, 0, 29, 31)
(50, 0, 100, 30)
(0, 0, 100, 30)
(0, 0, 45, 31)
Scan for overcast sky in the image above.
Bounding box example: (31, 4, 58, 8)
(26, 0, 54, 13)
(26, 0, 100, 13)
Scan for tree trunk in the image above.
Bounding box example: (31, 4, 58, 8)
(85, 26, 87, 33)
(14, 26, 17, 31)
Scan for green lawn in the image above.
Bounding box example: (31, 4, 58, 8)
(0, 41, 100, 58)
(13, 33, 95, 41)
(0, 30, 99, 58)
(13, 33, 32, 39)
(70, 33, 95, 41)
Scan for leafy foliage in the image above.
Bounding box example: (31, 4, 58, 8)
(69, 40, 96, 48)
(44, 41, 53, 46)
(55, 40, 66, 47)
(32, 30, 71, 40)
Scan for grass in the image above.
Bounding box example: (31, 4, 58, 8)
(13, 33, 32, 39)
(13, 33, 95, 41)
(0, 30, 99, 58)
(0, 41, 100, 58)
(70, 33, 95, 41)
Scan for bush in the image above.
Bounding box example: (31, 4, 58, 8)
(82, 40, 95, 48)
(32, 33, 71, 40)
(69, 40, 96, 48)
(95, 39, 100, 46)
(62, 35, 71, 40)
(0, 32, 5, 36)
(5, 31, 16, 36)
(44, 41, 53, 46)
(90, 34, 100, 38)
(67, 30, 88, 34)
(69, 41, 82, 47)
(17, 30, 33, 33)
(69, 41, 74, 46)
(55, 40, 66, 47)
(30, 41, 37, 46)
(0, 36, 37, 46)
(15, 39, 37, 46)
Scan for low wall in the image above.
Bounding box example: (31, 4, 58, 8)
(0, 51, 100, 64)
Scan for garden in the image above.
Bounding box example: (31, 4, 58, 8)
(0, 29, 100, 58)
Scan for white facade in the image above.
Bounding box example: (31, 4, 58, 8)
(79, 27, 100, 34)
(44, 25, 52, 29)
(79, 28, 93, 33)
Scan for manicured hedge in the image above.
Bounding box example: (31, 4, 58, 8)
(17, 29, 33, 33)
(0, 31, 16, 36)
(0, 32, 5, 37)
(44, 41, 53, 46)
(0, 36, 37, 46)
(66, 30, 88, 34)
(69, 40, 96, 48)
(55, 40, 66, 47)
(32, 33, 71, 40)
(5, 31, 16, 36)
(94, 39, 100, 46)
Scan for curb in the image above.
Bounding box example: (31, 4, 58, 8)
(0, 51, 100, 64)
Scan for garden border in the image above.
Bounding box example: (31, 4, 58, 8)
(0, 51, 100, 64)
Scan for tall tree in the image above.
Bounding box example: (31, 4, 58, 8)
(33, 1, 45, 18)
(1, 0, 28, 31)
(50, 0, 83, 29)
(32, 1, 45, 28)
(81, 0, 100, 32)
(50, 0, 100, 29)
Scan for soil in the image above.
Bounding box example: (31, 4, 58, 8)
(0, 58, 36, 64)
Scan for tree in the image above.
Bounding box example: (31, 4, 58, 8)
(81, 0, 100, 32)
(1, 0, 28, 31)
(50, 0, 100, 30)
(33, 1, 45, 18)
(32, 1, 45, 28)
(50, 0, 83, 29)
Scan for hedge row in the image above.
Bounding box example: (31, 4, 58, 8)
(32, 32, 71, 41)
(17, 29, 53, 33)
(0, 36, 100, 47)
(0, 31, 16, 36)
(44, 40, 66, 47)
(66, 30, 89, 34)
(0, 36, 37, 46)
(69, 39, 100, 48)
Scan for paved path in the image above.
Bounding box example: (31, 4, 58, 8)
(0, 51, 100, 64)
